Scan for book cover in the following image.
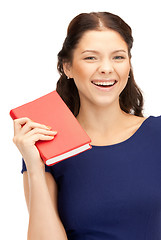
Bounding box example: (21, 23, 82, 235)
(10, 90, 92, 166)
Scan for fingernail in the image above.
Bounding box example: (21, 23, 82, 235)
(49, 136, 54, 140)
(46, 126, 52, 129)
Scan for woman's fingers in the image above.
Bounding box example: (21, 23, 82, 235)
(13, 117, 58, 147)
(13, 117, 30, 135)
(25, 128, 57, 138)
(25, 128, 57, 144)
(12, 117, 58, 171)
(13, 117, 56, 135)
(20, 121, 52, 135)
(28, 133, 55, 144)
(13, 127, 57, 152)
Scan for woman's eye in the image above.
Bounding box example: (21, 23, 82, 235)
(114, 56, 125, 60)
(84, 56, 96, 60)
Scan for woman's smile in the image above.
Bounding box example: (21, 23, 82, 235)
(64, 29, 130, 106)
(91, 79, 118, 91)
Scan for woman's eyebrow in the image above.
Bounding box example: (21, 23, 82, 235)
(81, 49, 127, 54)
(112, 50, 127, 53)
(81, 50, 99, 54)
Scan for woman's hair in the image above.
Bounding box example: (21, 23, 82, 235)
(56, 12, 144, 117)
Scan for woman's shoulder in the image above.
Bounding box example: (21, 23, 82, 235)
(150, 114, 161, 120)
(147, 114, 161, 124)
(126, 115, 147, 133)
(126, 114, 161, 138)
(141, 114, 161, 134)
(149, 114, 161, 128)
(130, 114, 161, 126)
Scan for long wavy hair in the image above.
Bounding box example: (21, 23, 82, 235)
(56, 12, 144, 117)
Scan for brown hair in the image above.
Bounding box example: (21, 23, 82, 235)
(56, 12, 144, 117)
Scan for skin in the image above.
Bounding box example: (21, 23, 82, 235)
(13, 119, 67, 238)
(64, 29, 146, 145)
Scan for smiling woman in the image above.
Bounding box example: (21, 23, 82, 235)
(63, 30, 130, 102)
(17, 11, 161, 240)
(57, 12, 143, 119)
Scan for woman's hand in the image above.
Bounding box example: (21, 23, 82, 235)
(13, 117, 57, 173)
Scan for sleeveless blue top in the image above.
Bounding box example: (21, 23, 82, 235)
(22, 115, 161, 240)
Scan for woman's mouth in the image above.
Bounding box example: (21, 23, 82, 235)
(91, 80, 118, 91)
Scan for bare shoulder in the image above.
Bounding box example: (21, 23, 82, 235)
(125, 115, 148, 133)
(129, 115, 147, 127)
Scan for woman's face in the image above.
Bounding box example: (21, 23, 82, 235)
(64, 29, 131, 107)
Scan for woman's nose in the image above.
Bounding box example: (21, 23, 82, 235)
(98, 60, 114, 74)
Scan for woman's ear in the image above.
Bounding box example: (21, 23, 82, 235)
(63, 62, 73, 79)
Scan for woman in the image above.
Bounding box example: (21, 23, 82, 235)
(13, 12, 161, 239)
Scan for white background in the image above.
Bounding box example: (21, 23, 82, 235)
(1, 0, 161, 238)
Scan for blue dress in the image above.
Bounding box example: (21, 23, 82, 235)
(21, 115, 161, 240)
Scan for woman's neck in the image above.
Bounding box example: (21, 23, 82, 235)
(76, 104, 130, 136)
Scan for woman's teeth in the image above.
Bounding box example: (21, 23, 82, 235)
(91, 80, 116, 87)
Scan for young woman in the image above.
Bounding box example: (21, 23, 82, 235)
(13, 12, 161, 240)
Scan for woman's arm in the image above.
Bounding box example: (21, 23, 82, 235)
(23, 171, 58, 213)
(24, 170, 68, 240)
(13, 118, 68, 240)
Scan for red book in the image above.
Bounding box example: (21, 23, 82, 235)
(10, 90, 92, 166)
